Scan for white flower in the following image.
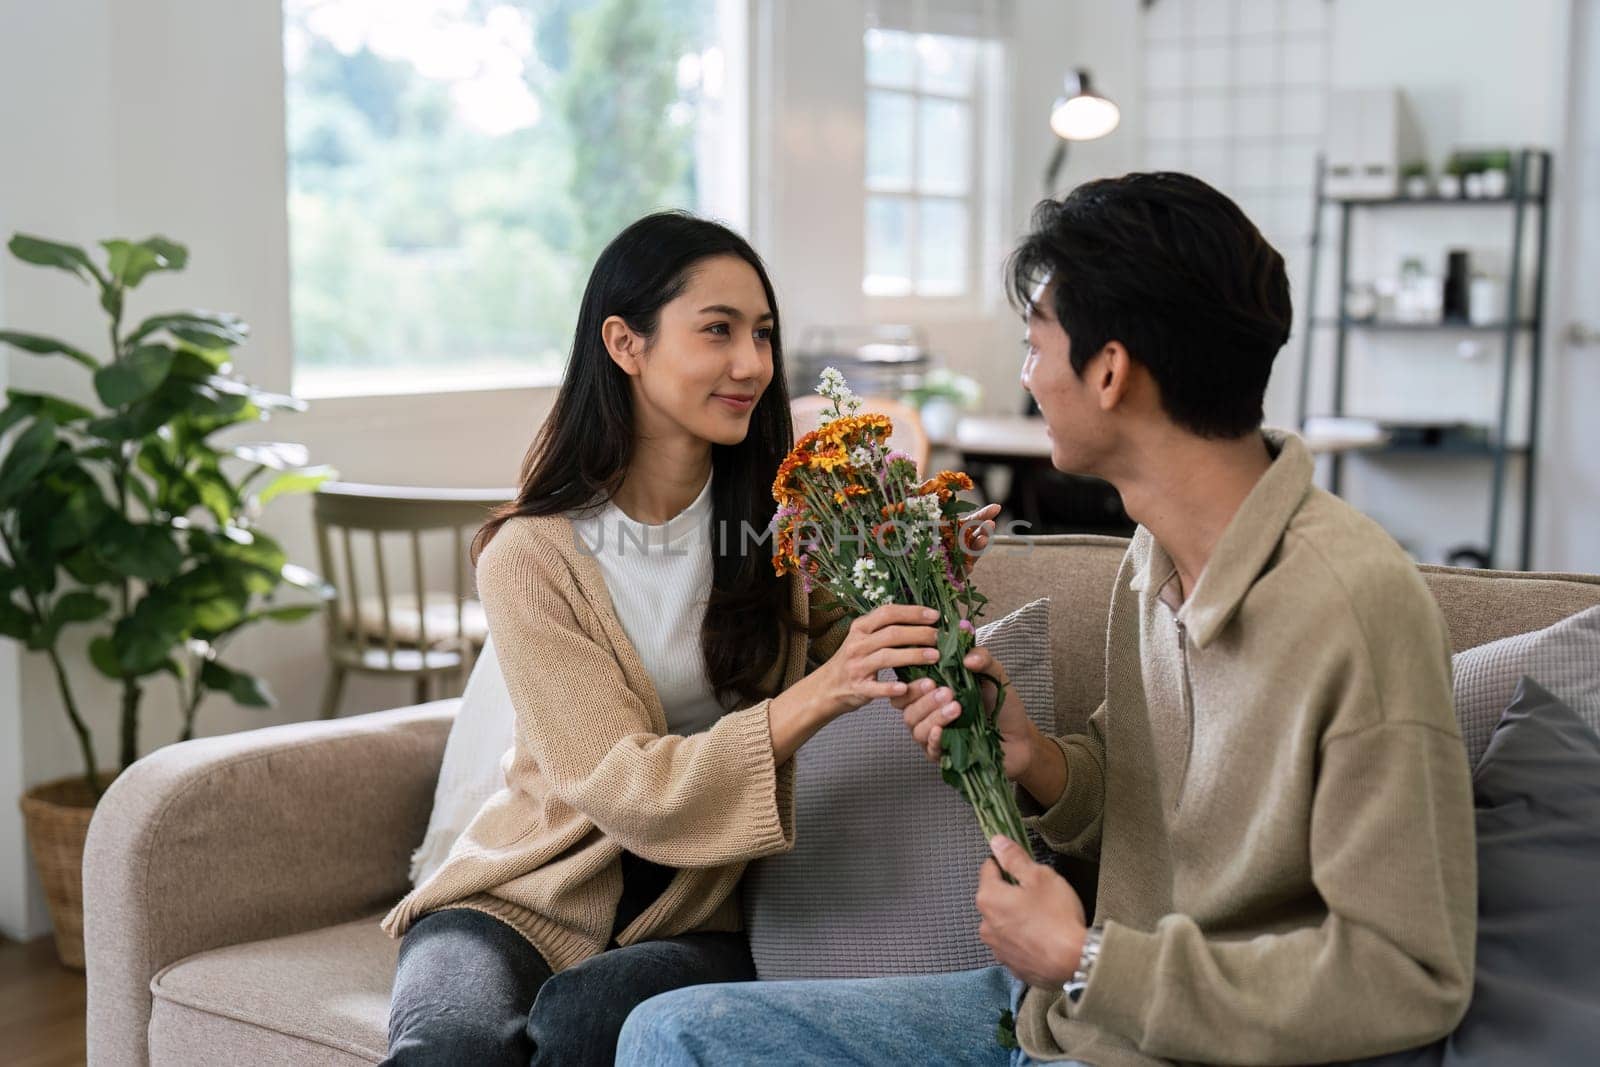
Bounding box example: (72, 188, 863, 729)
(850, 556, 892, 605)
(907, 493, 941, 522)
(850, 446, 872, 466)
(816, 366, 862, 414)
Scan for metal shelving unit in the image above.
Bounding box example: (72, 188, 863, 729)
(1296, 148, 1552, 570)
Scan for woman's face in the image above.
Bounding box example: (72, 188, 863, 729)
(607, 254, 776, 448)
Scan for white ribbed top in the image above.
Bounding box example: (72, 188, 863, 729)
(569, 474, 726, 736)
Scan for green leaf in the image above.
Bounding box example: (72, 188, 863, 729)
(4, 390, 96, 425)
(0, 330, 99, 370)
(45, 484, 110, 553)
(101, 236, 187, 289)
(200, 659, 273, 707)
(127, 310, 248, 350)
(255, 603, 321, 623)
(0, 419, 58, 506)
(99, 521, 183, 582)
(256, 465, 335, 505)
(88, 636, 124, 679)
(112, 592, 190, 675)
(189, 593, 248, 635)
(0, 597, 34, 642)
(7, 234, 100, 284)
(30, 590, 111, 650)
(93, 344, 177, 407)
(193, 467, 238, 524)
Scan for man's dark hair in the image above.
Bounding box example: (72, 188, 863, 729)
(1007, 172, 1292, 439)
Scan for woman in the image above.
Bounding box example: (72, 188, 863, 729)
(379, 212, 989, 1065)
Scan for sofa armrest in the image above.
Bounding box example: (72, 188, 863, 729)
(83, 700, 455, 1067)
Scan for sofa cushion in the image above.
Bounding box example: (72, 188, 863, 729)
(408, 635, 516, 885)
(1354, 678, 1600, 1066)
(148, 913, 395, 1065)
(743, 597, 1054, 979)
(1451, 606, 1600, 767)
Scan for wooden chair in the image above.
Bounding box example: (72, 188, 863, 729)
(790, 394, 932, 475)
(313, 483, 514, 718)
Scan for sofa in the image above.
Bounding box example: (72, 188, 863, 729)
(81, 534, 1600, 1066)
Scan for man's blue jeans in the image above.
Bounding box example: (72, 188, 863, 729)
(616, 965, 1089, 1066)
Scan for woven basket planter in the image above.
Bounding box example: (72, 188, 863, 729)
(19, 773, 113, 970)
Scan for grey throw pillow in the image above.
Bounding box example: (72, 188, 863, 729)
(1350, 677, 1600, 1066)
(1452, 605, 1600, 767)
(743, 597, 1054, 979)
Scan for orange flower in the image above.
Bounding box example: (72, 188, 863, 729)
(833, 484, 871, 505)
(916, 469, 976, 503)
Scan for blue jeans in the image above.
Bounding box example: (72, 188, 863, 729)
(383, 907, 755, 1066)
(616, 965, 1088, 1066)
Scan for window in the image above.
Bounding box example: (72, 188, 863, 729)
(862, 6, 1005, 303)
(283, 0, 746, 397)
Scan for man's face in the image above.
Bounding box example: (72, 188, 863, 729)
(1019, 280, 1103, 475)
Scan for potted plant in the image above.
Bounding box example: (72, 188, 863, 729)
(904, 368, 982, 442)
(1438, 154, 1469, 199)
(1399, 161, 1430, 199)
(0, 233, 333, 968)
(1481, 149, 1513, 198)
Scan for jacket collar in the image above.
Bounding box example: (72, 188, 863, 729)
(1128, 429, 1313, 649)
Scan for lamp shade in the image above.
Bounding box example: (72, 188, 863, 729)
(1050, 70, 1120, 141)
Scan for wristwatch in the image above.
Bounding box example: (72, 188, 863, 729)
(1062, 924, 1104, 1004)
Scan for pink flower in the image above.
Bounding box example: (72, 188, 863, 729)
(958, 618, 975, 634)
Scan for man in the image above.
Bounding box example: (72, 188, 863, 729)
(617, 173, 1476, 1066)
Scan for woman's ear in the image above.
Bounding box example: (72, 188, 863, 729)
(601, 315, 643, 376)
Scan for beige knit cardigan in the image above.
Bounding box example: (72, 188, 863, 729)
(380, 513, 843, 970)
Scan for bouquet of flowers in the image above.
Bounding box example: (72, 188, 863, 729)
(772, 368, 1029, 852)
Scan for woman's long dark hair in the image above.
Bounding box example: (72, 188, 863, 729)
(475, 211, 801, 708)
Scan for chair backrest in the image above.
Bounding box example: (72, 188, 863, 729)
(312, 483, 514, 664)
(790, 394, 932, 476)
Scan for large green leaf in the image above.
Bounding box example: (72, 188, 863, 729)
(112, 592, 190, 675)
(128, 310, 248, 350)
(256, 465, 335, 505)
(4, 390, 96, 425)
(62, 546, 117, 586)
(200, 659, 273, 707)
(30, 590, 111, 650)
(93, 344, 177, 407)
(101, 237, 188, 289)
(0, 596, 35, 641)
(0, 330, 99, 370)
(7, 234, 100, 284)
(88, 636, 123, 679)
(44, 472, 111, 553)
(188, 592, 248, 636)
(168, 346, 232, 381)
(99, 521, 183, 582)
(0, 419, 58, 506)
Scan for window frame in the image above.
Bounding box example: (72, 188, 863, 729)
(861, 26, 1008, 321)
